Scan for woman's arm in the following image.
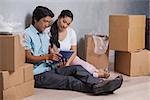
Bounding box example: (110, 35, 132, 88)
(65, 45, 77, 66)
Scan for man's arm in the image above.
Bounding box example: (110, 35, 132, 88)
(25, 49, 59, 64)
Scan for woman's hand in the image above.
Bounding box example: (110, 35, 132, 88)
(65, 61, 70, 66)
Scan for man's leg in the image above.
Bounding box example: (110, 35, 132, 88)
(57, 65, 123, 95)
(93, 75, 123, 95)
(34, 71, 93, 93)
(56, 65, 101, 85)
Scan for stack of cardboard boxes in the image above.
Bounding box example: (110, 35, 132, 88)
(0, 34, 34, 100)
(109, 15, 150, 76)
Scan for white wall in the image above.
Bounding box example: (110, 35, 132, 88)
(0, 0, 148, 35)
(0, 0, 149, 57)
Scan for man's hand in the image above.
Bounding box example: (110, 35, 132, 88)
(46, 53, 60, 61)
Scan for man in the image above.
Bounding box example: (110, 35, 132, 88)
(23, 6, 123, 95)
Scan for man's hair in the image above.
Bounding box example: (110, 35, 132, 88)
(32, 6, 54, 25)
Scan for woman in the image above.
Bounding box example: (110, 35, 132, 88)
(49, 10, 110, 78)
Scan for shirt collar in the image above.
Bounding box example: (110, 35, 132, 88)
(30, 24, 41, 35)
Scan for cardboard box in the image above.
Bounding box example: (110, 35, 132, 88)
(0, 64, 33, 90)
(109, 15, 145, 52)
(0, 34, 25, 72)
(109, 27, 145, 51)
(109, 15, 146, 28)
(23, 64, 33, 82)
(115, 49, 150, 76)
(85, 35, 109, 69)
(15, 80, 34, 99)
(2, 80, 34, 100)
(0, 67, 24, 90)
(2, 87, 17, 100)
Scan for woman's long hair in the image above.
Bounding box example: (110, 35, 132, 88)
(50, 9, 73, 48)
(50, 19, 60, 48)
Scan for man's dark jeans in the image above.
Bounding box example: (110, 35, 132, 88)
(34, 65, 101, 93)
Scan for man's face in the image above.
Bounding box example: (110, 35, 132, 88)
(34, 16, 51, 32)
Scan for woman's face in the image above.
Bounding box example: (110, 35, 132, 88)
(57, 16, 72, 32)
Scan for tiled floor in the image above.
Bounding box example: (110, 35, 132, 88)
(23, 72, 150, 100)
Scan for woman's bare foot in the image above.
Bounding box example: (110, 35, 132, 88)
(98, 69, 110, 79)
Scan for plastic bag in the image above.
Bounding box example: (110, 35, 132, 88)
(92, 34, 109, 55)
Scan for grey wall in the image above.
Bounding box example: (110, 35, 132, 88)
(0, 0, 149, 57)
